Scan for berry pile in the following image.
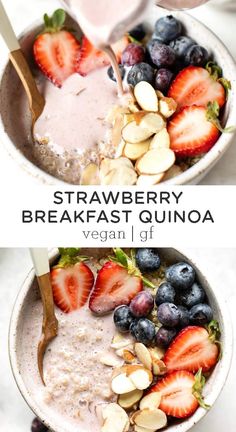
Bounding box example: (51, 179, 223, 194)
(107, 16, 210, 92)
(113, 250, 213, 350)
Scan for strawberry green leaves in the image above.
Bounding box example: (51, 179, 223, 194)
(110, 248, 155, 288)
(206, 61, 231, 99)
(43, 9, 66, 33)
(192, 369, 210, 410)
(56, 248, 89, 268)
(206, 101, 235, 133)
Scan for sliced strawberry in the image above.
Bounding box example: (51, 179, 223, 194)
(168, 105, 220, 157)
(33, 10, 80, 87)
(51, 262, 94, 313)
(168, 66, 225, 110)
(89, 261, 143, 314)
(77, 35, 129, 76)
(164, 326, 219, 373)
(76, 36, 109, 76)
(149, 371, 199, 418)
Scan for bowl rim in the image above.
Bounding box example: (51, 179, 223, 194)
(8, 247, 233, 432)
(1, 9, 236, 185)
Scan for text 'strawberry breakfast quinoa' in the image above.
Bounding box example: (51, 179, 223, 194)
(20, 248, 221, 432)
(0, 6, 233, 185)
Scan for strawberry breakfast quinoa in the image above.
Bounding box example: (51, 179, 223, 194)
(0, 9, 232, 185)
(21, 248, 221, 432)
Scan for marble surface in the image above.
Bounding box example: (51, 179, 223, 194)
(0, 248, 235, 432)
(0, 0, 236, 185)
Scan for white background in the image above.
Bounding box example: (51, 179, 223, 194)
(0, 0, 236, 185)
(0, 248, 235, 432)
(0, 186, 236, 247)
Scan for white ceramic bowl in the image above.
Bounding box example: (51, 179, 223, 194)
(0, 8, 236, 185)
(9, 248, 233, 432)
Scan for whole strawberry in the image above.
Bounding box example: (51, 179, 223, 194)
(33, 9, 80, 87)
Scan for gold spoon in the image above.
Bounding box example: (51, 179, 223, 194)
(0, 0, 45, 131)
(30, 248, 58, 385)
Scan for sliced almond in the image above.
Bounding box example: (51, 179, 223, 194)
(149, 348, 166, 375)
(122, 121, 154, 144)
(112, 114, 125, 148)
(134, 343, 152, 371)
(159, 97, 177, 118)
(106, 105, 128, 124)
(118, 389, 143, 409)
(100, 157, 133, 177)
(150, 128, 170, 150)
(133, 111, 149, 125)
(140, 113, 166, 134)
(134, 81, 158, 112)
(136, 148, 175, 175)
(111, 334, 134, 350)
(155, 360, 167, 376)
(156, 90, 164, 99)
(134, 408, 167, 430)
(139, 392, 162, 410)
(100, 351, 124, 367)
(128, 368, 153, 390)
(115, 140, 126, 158)
(123, 140, 150, 161)
(128, 98, 141, 113)
(149, 347, 165, 361)
(134, 426, 155, 432)
(163, 164, 183, 181)
(115, 344, 135, 358)
(111, 373, 136, 394)
(136, 173, 164, 186)
(102, 403, 130, 432)
(80, 163, 100, 185)
(102, 166, 137, 185)
(122, 349, 136, 363)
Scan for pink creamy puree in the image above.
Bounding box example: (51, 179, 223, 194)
(20, 302, 116, 432)
(63, 0, 151, 47)
(34, 69, 119, 154)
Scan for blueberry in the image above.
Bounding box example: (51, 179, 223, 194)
(154, 68, 174, 93)
(155, 326, 177, 348)
(155, 282, 175, 306)
(184, 45, 209, 67)
(189, 303, 213, 325)
(178, 282, 205, 308)
(147, 37, 163, 54)
(149, 43, 176, 68)
(130, 318, 156, 345)
(31, 418, 48, 432)
(178, 305, 190, 328)
(169, 36, 195, 58)
(113, 305, 134, 333)
(136, 248, 161, 273)
(121, 43, 145, 66)
(127, 62, 155, 87)
(155, 15, 182, 43)
(129, 24, 146, 41)
(157, 303, 180, 328)
(107, 64, 125, 82)
(130, 291, 154, 318)
(166, 262, 195, 291)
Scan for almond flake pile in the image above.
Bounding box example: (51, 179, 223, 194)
(80, 81, 183, 186)
(98, 333, 168, 432)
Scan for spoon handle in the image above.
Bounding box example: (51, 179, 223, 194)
(0, 0, 20, 51)
(0, 1, 45, 122)
(30, 249, 57, 325)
